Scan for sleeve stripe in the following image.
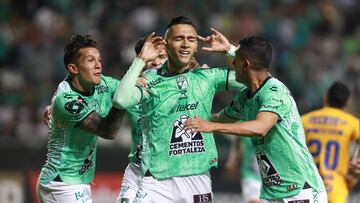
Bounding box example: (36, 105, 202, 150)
(75, 110, 96, 127)
(259, 110, 282, 122)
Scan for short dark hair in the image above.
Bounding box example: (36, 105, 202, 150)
(135, 37, 146, 55)
(327, 81, 350, 108)
(63, 34, 97, 68)
(237, 36, 272, 69)
(166, 16, 195, 29)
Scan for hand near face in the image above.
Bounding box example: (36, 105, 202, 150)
(138, 32, 166, 63)
(184, 115, 214, 133)
(198, 28, 231, 53)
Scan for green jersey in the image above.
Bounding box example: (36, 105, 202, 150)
(38, 75, 119, 185)
(224, 76, 325, 199)
(126, 100, 143, 166)
(140, 65, 243, 179)
(239, 137, 261, 182)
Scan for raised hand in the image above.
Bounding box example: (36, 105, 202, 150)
(138, 32, 166, 63)
(198, 28, 231, 53)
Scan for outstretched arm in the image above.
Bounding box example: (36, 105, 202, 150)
(112, 33, 165, 109)
(185, 112, 278, 137)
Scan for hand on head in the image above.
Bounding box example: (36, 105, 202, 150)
(138, 32, 166, 63)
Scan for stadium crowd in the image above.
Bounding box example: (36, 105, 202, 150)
(0, 0, 359, 150)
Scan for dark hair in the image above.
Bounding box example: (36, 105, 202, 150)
(327, 81, 350, 108)
(237, 36, 272, 69)
(63, 34, 97, 68)
(166, 16, 195, 29)
(135, 37, 146, 55)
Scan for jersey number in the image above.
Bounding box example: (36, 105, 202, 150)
(308, 139, 339, 170)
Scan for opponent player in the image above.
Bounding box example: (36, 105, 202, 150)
(184, 35, 327, 202)
(37, 34, 163, 203)
(301, 81, 360, 203)
(112, 16, 244, 202)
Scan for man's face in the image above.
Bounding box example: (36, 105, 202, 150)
(166, 24, 198, 68)
(145, 48, 167, 69)
(75, 47, 102, 86)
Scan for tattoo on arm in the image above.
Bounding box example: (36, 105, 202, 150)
(77, 108, 126, 139)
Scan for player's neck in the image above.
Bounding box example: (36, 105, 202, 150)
(248, 71, 270, 93)
(167, 60, 190, 74)
(71, 78, 94, 94)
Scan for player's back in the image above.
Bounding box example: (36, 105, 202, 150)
(302, 107, 360, 203)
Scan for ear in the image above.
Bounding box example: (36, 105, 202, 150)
(67, 64, 78, 75)
(243, 59, 250, 70)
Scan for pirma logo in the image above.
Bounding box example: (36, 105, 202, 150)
(168, 115, 206, 156)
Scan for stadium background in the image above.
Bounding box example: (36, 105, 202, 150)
(0, 0, 359, 202)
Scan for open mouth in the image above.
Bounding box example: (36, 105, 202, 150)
(94, 73, 102, 77)
(179, 50, 190, 57)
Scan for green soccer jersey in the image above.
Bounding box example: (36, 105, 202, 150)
(139, 65, 244, 179)
(126, 100, 144, 166)
(224, 76, 325, 199)
(38, 75, 120, 185)
(240, 137, 261, 182)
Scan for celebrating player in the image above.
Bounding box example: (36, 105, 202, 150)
(184, 35, 327, 202)
(112, 16, 244, 202)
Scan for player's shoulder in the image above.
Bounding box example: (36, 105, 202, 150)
(100, 75, 120, 83)
(191, 66, 229, 74)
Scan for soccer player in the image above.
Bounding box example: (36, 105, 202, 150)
(116, 36, 167, 203)
(301, 81, 360, 203)
(36, 34, 162, 203)
(225, 137, 261, 203)
(184, 36, 327, 202)
(112, 16, 244, 202)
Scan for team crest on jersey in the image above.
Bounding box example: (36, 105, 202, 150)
(65, 96, 86, 115)
(256, 151, 283, 187)
(176, 76, 188, 99)
(168, 115, 206, 156)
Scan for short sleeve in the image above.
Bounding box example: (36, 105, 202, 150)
(52, 94, 93, 127)
(258, 84, 291, 121)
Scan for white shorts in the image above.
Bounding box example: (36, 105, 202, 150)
(260, 187, 327, 203)
(116, 164, 142, 203)
(241, 178, 261, 202)
(37, 180, 92, 203)
(134, 172, 213, 203)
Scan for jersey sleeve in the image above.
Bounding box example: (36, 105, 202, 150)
(258, 84, 291, 121)
(52, 94, 93, 127)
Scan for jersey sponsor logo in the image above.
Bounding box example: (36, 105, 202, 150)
(168, 115, 206, 156)
(79, 145, 95, 175)
(65, 96, 86, 115)
(193, 193, 212, 203)
(74, 188, 91, 202)
(169, 101, 199, 114)
(95, 84, 109, 94)
(256, 151, 284, 187)
(176, 75, 188, 99)
(147, 78, 163, 89)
